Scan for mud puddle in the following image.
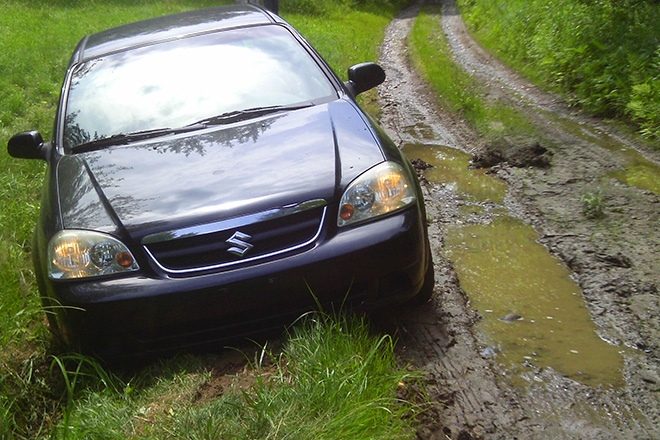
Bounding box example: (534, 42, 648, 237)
(404, 143, 506, 203)
(405, 142, 625, 387)
(446, 217, 624, 388)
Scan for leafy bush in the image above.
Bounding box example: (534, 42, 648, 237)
(626, 52, 660, 139)
(458, 0, 660, 140)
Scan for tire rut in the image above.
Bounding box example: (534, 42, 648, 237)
(378, 4, 474, 150)
(377, 3, 529, 439)
(440, 0, 660, 164)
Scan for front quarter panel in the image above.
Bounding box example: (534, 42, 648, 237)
(328, 99, 386, 189)
(56, 155, 119, 234)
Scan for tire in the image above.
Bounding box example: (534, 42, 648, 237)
(410, 250, 435, 305)
(41, 297, 69, 350)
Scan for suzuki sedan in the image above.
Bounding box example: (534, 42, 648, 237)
(8, 4, 433, 356)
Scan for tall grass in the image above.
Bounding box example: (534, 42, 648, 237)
(282, 0, 409, 17)
(168, 315, 417, 440)
(283, 0, 410, 117)
(458, 0, 660, 141)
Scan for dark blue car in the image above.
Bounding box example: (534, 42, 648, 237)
(8, 4, 433, 357)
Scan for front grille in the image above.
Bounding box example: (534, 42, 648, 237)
(144, 206, 325, 273)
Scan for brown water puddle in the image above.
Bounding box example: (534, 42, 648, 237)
(403, 143, 507, 203)
(540, 110, 660, 194)
(446, 217, 624, 387)
(405, 143, 624, 387)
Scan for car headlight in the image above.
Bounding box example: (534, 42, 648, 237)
(48, 230, 139, 280)
(338, 161, 416, 227)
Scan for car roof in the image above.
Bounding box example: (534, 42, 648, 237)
(72, 4, 279, 63)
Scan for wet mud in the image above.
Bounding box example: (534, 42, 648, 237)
(377, 1, 659, 438)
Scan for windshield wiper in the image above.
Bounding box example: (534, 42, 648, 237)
(190, 103, 314, 127)
(73, 125, 206, 153)
(72, 103, 314, 152)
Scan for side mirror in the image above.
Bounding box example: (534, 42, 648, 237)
(8, 131, 48, 160)
(345, 62, 386, 96)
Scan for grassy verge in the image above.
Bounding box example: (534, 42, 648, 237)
(1, 1, 415, 438)
(457, 0, 659, 142)
(408, 6, 536, 141)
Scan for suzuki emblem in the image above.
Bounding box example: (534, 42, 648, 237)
(226, 231, 253, 257)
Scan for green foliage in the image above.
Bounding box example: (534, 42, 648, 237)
(281, 0, 410, 16)
(458, 0, 660, 140)
(626, 67, 660, 139)
(582, 189, 605, 219)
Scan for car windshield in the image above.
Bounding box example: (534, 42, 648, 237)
(63, 25, 337, 150)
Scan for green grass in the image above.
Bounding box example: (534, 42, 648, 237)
(1, 1, 231, 437)
(45, 315, 416, 439)
(0, 1, 414, 438)
(457, 0, 660, 141)
(408, 6, 536, 141)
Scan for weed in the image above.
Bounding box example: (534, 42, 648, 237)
(582, 189, 606, 219)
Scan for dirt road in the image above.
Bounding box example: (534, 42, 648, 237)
(376, 1, 660, 438)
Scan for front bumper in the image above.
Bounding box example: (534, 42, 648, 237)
(44, 207, 428, 356)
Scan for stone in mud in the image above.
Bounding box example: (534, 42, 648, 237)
(499, 313, 523, 322)
(471, 149, 505, 168)
(472, 137, 552, 169)
(480, 346, 498, 358)
(411, 157, 434, 171)
(595, 252, 633, 268)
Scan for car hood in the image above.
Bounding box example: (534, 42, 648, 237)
(57, 100, 384, 240)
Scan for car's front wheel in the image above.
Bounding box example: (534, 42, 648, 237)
(410, 249, 435, 305)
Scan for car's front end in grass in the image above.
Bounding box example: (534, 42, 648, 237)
(40, 200, 428, 356)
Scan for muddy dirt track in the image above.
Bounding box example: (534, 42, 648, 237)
(375, 1, 660, 439)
